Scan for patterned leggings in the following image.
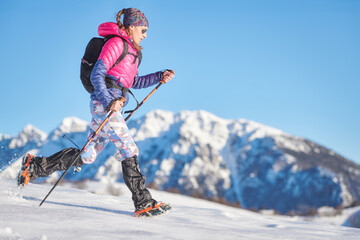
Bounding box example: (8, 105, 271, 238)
(81, 100, 139, 164)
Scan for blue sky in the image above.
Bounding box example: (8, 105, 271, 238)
(1, 0, 359, 163)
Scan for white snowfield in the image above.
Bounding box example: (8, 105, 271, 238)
(0, 180, 359, 240)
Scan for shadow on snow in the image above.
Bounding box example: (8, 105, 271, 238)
(23, 195, 133, 216)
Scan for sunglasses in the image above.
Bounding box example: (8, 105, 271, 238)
(142, 28, 147, 34)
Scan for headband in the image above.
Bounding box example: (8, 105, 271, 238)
(123, 8, 149, 28)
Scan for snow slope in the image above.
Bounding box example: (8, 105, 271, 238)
(0, 180, 359, 240)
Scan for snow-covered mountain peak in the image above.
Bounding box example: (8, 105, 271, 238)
(176, 110, 230, 149)
(22, 124, 47, 138)
(8, 124, 47, 149)
(179, 110, 229, 122)
(59, 117, 88, 133)
(133, 110, 232, 148)
(227, 118, 311, 154)
(49, 117, 89, 140)
(0, 133, 10, 141)
(131, 110, 176, 141)
(231, 118, 287, 139)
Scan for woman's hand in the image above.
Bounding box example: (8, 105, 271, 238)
(161, 70, 175, 83)
(110, 99, 124, 112)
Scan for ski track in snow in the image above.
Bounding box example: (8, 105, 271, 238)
(0, 180, 359, 240)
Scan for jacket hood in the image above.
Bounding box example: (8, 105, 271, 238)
(98, 22, 132, 45)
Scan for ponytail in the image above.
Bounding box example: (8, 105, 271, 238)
(116, 9, 143, 51)
(116, 10, 125, 29)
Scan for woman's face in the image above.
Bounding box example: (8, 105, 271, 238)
(129, 26, 148, 44)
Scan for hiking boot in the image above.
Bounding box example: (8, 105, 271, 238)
(134, 201, 172, 217)
(17, 153, 35, 187)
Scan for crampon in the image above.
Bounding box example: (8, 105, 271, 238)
(18, 153, 34, 187)
(135, 202, 172, 217)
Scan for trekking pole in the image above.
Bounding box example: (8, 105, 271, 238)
(39, 110, 115, 207)
(124, 69, 174, 122)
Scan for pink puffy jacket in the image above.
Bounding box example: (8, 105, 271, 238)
(90, 22, 163, 109)
(98, 22, 139, 88)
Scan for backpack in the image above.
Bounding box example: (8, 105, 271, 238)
(80, 35, 142, 93)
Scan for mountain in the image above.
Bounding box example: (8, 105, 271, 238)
(0, 124, 47, 170)
(1, 110, 360, 215)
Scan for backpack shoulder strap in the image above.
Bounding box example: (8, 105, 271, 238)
(109, 37, 128, 71)
(107, 36, 141, 70)
(137, 50, 142, 66)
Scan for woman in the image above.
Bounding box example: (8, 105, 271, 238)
(18, 8, 174, 217)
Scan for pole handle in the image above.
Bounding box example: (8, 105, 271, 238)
(124, 69, 174, 122)
(160, 69, 175, 84)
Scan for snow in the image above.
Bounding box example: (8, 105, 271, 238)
(339, 174, 355, 207)
(9, 125, 47, 149)
(0, 133, 10, 141)
(0, 180, 359, 240)
(49, 117, 89, 142)
(238, 119, 286, 142)
(58, 117, 89, 133)
(275, 135, 312, 154)
(0, 149, 39, 180)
